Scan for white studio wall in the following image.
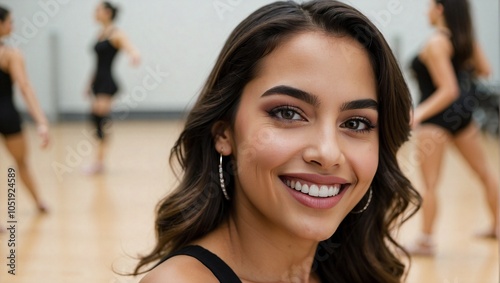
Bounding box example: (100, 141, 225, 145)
(0, 0, 498, 121)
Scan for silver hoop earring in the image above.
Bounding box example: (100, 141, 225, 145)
(219, 153, 230, 201)
(351, 187, 372, 214)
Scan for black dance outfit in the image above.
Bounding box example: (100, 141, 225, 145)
(92, 37, 119, 96)
(90, 33, 120, 140)
(157, 245, 241, 283)
(156, 245, 330, 282)
(0, 68, 22, 137)
(411, 55, 476, 135)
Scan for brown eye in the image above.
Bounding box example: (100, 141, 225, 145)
(280, 109, 297, 120)
(344, 120, 362, 129)
(341, 117, 374, 132)
(269, 106, 305, 121)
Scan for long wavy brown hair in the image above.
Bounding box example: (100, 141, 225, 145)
(435, 0, 474, 69)
(133, 1, 421, 282)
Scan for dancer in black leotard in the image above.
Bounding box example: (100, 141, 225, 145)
(84, 1, 140, 174)
(412, 55, 475, 134)
(0, 6, 49, 216)
(92, 32, 119, 96)
(407, 0, 498, 256)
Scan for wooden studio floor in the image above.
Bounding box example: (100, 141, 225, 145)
(0, 120, 498, 283)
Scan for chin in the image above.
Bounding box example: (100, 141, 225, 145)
(297, 219, 342, 242)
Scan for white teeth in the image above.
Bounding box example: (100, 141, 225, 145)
(295, 181, 302, 191)
(333, 184, 340, 196)
(301, 184, 309, 194)
(285, 178, 343, 198)
(319, 185, 329, 197)
(328, 186, 334, 196)
(308, 185, 319, 196)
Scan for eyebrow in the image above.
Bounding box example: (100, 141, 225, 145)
(261, 85, 319, 107)
(261, 85, 378, 111)
(340, 99, 378, 111)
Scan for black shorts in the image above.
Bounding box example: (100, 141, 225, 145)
(92, 75, 118, 96)
(0, 100, 22, 137)
(421, 87, 476, 135)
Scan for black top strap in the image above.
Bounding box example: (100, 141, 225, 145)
(157, 245, 241, 283)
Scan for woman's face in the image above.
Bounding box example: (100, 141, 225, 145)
(427, 0, 442, 26)
(0, 14, 13, 37)
(94, 3, 110, 23)
(218, 31, 379, 242)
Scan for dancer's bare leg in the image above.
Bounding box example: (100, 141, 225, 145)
(4, 132, 47, 212)
(453, 123, 499, 237)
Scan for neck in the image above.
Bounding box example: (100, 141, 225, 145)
(224, 212, 319, 282)
(434, 18, 449, 33)
(100, 21, 113, 29)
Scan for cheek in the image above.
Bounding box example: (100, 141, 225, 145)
(231, 110, 306, 195)
(234, 125, 298, 173)
(344, 138, 379, 183)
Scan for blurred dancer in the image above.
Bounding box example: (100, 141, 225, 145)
(409, 0, 498, 255)
(0, 6, 49, 214)
(85, 1, 140, 174)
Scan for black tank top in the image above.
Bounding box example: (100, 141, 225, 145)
(411, 56, 435, 102)
(411, 54, 473, 103)
(157, 245, 241, 283)
(94, 38, 118, 79)
(0, 68, 13, 99)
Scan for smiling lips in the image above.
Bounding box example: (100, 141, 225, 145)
(285, 179, 341, 197)
(280, 174, 350, 209)
(280, 174, 349, 198)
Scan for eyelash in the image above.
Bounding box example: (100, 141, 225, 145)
(268, 106, 376, 133)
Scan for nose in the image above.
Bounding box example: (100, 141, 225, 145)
(302, 124, 346, 169)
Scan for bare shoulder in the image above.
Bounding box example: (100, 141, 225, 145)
(110, 28, 127, 41)
(110, 27, 124, 37)
(1, 47, 22, 61)
(421, 32, 453, 61)
(139, 255, 218, 283)
(0, 47, 23, 70)
(109, 28, 127, 47)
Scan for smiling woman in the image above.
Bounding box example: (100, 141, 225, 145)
(133, 1, 420, 282)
